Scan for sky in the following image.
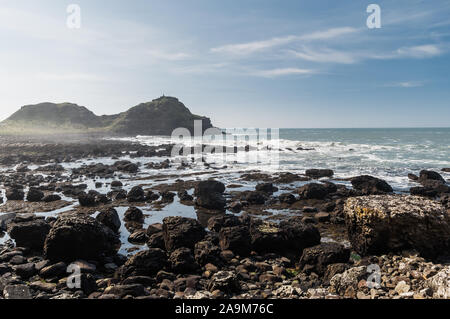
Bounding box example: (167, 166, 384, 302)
(0, 0, 449, 128)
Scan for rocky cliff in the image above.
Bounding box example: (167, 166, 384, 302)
(0, 96, 213, 136)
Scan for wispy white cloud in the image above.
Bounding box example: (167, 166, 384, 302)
(253, 68, 316, 78)
(396, 44, 442, 58)
(385, 81, 425, 88)
(288, 47, 358, 64)
(146, 50, 190, 61)
(210, 36, 297, 55)
(210, 27, 358, 55)
(300, 27, 357, 41)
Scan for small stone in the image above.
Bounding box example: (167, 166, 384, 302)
(394, 281, 410, 295)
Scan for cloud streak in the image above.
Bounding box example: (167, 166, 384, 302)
(210, 27, 358, 55)
(253, 68, 316, 78)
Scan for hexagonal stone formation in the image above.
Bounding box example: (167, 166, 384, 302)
(344, 195, 450, 259)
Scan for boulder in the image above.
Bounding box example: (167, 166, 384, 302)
(178, 190, 193, 202)
(128, 230, 148, 244)
(350, 175, 393, 195)
(169, 248, 199, 274)
(305, 169, 334, 178)
(194, 180, 226, 210)
(419, 170, 446, 184)
(6, 188, 24, 201)
(127, 186, 145, 202)
(207, 271, 240, 294)
(40, 261, 67, 278)
(78, 192, 96, 207)
(278, 193, 296, 204)
(243, 191, 268, 205)
(255, 183, 278, 194)
(219, 226, 251, 257)
(298, 243, 350, 275)
(297, 183, 328, 199)
(344, 195, 450, 259)
(250, 218, 321, 259)
(111, 180, 123, 188)
(278, 217, 321, 258)
(96, 208, 121, 233)
(116, 248, 167, 278)
(426, 267, 450, 299)
(114, 160, 139, 173)
(147, 232, 165, 249)
(42, 194, 62, 202)
(44, 215, 119, 261)
(207, 214, 242, 232)
(8, 219, 51, 250)
(160, 191, 176, 202)
(163, 217, 206, 251)
(124, 207, 144, 223)
(329, 266, 367, 296)
(194, 241, 222, 266)
(26, 188, 44, 202)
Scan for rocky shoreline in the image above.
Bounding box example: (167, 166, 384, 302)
(0, 138, 449, 299)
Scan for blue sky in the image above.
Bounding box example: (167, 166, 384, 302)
(0, 0, 449, 127)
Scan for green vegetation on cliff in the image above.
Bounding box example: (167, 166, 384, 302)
(0, 97, 212, 136)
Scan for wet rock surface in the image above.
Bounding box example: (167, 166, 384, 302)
(0, 138, 448, 299)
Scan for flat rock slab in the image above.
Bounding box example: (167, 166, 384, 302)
(3, 284, 32, 299)
(0, 200, 71, 214)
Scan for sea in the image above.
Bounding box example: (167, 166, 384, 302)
(116, 127, 450, 192)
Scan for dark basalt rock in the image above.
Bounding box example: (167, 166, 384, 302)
(147, 232, 165, 249)
(124, 207, 144, 223)
(128, 230, 148, 244)
(78, 192, 96, 207)
(162, 217, 206, 251)
(219, 225, 251, 257)
(127, 186, 145, 202)
(113, 160, 138, 173)
(298, 243, 350, 275)
(194, 241, 222, 266)
(350, 175, 393, 195)
(298, 183, 328, 199)
(419, 170, 446, 184)
(242, 191, 268, 205)
(26, 188, 44, 202)
(278, 193, 296, 204)
(177, 190, 193, 202)
(194, 180, 226, 210)
(169, 248, 199, 274)
(8, 219, 51, 250)
(111, 180, 123, 188)
(305, 169, 334, 178)
(43, 215, 119, 262)
(160, 191, 176, 203)
(207, 214, 243, 232)
(255, 183, 278, 194)
(116, 248, 167, 278)
(250, 218, 321, 259)
(6, 188, 24, 201)
(42, 194, 61, 202)
(96, 208, 121, 233)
